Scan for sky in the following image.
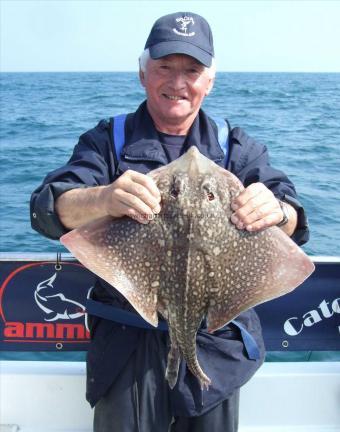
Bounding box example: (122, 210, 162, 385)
(1, 0, 340, 72)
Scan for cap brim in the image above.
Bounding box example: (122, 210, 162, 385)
(149, 41, 212, 67)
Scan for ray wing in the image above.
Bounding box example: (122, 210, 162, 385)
(206, 225, 314, 331)
(205, 168, 315, 332)
(61, 216, 164, 326)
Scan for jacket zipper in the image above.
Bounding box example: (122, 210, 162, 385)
(124, 154, 224, 165)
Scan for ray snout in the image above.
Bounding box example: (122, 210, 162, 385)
(176, 146, 213, 174)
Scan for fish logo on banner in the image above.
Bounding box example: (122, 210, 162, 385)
(0, 261, 95, 350)
(34, 272, 86, 322)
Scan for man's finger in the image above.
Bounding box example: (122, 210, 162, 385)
(232, 194, 269, 221)
(233, 201, 280, 227)
(245, 212, 283, 232)
(231, 182, 265, 210)
(122, 181, 161, 213)
(116, 190, 156, 219)
(126, 170, 161, 202)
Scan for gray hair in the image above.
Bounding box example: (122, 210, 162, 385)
(139, 48, 216, 79)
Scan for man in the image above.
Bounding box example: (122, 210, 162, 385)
(31, 12, 309, 432)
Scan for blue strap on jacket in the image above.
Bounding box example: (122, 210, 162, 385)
(86, 114, 260, 361)
(86, 299, 260, 360)
(113, 114, 127, 165)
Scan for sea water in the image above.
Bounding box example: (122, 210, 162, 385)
(1, 72, 339, 256)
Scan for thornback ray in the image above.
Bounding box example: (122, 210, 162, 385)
(60, 146, 315, 389)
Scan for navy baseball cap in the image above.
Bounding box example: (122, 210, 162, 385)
(144, 12, 214, 67)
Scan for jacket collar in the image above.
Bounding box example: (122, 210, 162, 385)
(121, 101, 225, 167)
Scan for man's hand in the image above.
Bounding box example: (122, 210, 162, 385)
(102, 170, 161, 224)
(56, 170, 161, 230)
(230, 182, 297, 236)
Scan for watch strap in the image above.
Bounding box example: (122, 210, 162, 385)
(277, 200, 289, 227)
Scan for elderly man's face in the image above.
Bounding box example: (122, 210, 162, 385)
(140, 54, 214, 130)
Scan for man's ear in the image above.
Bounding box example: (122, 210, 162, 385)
(205, 77, 214, 96)
(139, 69, 146, 87)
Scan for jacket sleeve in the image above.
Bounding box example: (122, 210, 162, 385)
(228, 127, 309, 246)
(30, 120, 115, 240)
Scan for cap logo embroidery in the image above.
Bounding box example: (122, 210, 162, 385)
(173, 16, 195, 37)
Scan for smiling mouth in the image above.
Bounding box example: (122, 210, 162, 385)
(163, 94, 187, 101)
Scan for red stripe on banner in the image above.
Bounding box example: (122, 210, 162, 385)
(3, 339, 90, 343)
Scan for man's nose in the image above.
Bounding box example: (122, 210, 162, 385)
(168, 70, 186, 90)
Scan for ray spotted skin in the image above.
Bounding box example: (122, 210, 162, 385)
(61, 147, 314, 389)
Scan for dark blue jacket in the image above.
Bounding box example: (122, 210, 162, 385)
(30, 102, 309, 414)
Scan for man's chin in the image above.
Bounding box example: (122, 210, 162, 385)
(162, 109, 193, 121)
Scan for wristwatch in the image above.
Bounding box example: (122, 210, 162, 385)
(277, 200, 289, 227)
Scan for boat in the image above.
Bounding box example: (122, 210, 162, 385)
(1, 253, 339, 432)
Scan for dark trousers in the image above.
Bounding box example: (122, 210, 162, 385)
(94, 332, 239, 432)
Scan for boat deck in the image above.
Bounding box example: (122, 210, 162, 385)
(1, 360, 340, 432)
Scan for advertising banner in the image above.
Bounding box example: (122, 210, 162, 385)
(0, 256, 339, 351)
(256, 261, 340, 350)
